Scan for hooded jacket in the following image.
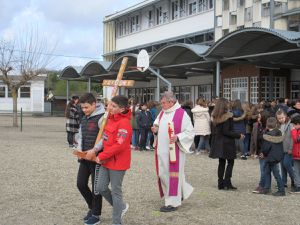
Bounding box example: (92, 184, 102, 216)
(262, 129, 284, 163)
(191, 105, 211, 135)
(209, 112, 241, 159)
(98, 110, 132, 170)
(291, 128, 300, 160)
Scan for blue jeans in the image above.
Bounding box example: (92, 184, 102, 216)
(280, 153, 295, 186)
(131, 129, 139, 147)
(264, 162, 284, 192)
(259, 158, 267, 188)
(243, 133, 251, 155)
(197, 135, 210, 152)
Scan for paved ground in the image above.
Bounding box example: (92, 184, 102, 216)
(0, 116, 299, 225)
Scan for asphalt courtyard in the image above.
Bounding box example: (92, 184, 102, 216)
(0, 115, 299, 225)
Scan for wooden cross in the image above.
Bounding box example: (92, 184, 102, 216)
(73, 57, 134, 161)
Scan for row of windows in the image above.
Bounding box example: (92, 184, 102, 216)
(0, 86, 31, 98)
(117, 0, 213, 37)
(223, 76, 286, 104)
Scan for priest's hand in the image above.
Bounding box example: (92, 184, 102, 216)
(151, 125, 159, 134)
(170, 134, 178, 144)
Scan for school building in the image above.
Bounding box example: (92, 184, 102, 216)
(60, 0, 300, 104)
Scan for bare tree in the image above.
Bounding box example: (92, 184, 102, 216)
(0, 27, 55, 127)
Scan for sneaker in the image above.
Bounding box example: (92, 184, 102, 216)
(240, 155, 247, 160)
(85, 215, 100, 225)
(272, 191, 286, 196)
(195, 151, 200, 155)
(121, 203, 129, 218)
(258, 188, 270, 195)
(290, 187, 300, 193)
(84, 210, 92, 222)
(146, 146, 150, 150)
(252, 186, 263, 194)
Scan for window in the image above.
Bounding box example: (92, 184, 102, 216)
(245, 7, 253, 22)
(163, 12, 168, 23)
(180, 86, 191, 102)
(0, 86, 5, 98)
(198, 0, 208, 12)
(179, 0, 187, 17)
(231, 77, 248, 102)
(291, 82, 300, 100)
(250, 77, 258, 104)
(130, 15, 139, 33)
(260, 76, 286, 100)
(237, 0, 244, 7)
(189, 1, 197, 15)
(20, 86, 30, 98)
(148, 10, 154, 27)
(198, 84, 212, 100)
(156, 6, 163, 25)
(230, 14, 237, 25)
(262, 3, 270, 17)
(118, 21, 124, 37)
(223, 0, 229, 10)
(223, 79, 231, 100)
(172, 1, 179, 20)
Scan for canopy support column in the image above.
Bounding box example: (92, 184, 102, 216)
(88, 78, 91, 92)
(66, 80, 70, 104)
(216, 61, 220, 97)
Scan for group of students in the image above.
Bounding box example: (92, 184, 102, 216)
(206, 97, 300, 196)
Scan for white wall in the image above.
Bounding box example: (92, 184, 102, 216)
(116, 10, 214, 51)
(0, 80, 44, 112)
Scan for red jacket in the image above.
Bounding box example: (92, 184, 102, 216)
(98, 110, 132, 170)
(291, 128, 300, 160)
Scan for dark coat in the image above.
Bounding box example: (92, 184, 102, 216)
(182, 105, 194, 125)
(137, 110, 152, 129)
(232, 109, 246, 134)
(262, 129, 284, 163)
(209, 112, 241, 160)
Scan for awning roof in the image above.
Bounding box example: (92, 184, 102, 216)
(60, 27, 300, 82)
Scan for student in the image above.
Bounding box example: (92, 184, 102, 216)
(95, 95, 132, 225)
(137, 103, 152, 151)
(210, 98, 244, 190)
(261, 117, 285, 196)
(276, 109, 295, 189)
(65, 97, 80, 148)
(76, 93, 105, 225)
(290, 115, 300, 193)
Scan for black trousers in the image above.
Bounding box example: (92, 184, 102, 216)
(218, 158, 234, 181)
(67, 131, 75, 145)
(77, 160, 102, 216)
(139, 128, 148, 149)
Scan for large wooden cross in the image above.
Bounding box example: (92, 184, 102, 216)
(73, 57, 134, 161)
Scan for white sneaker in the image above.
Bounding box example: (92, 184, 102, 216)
(121, 203, 129, 218)
(146, 146, 150, 150)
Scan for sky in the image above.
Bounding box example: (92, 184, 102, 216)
(0, 0, 142, 70)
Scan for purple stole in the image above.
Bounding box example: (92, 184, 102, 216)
(155, 107, 184, 197)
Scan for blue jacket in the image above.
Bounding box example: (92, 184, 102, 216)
(232, 109, 246, 134)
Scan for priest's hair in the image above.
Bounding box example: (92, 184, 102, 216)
(161, 91, 177, 102)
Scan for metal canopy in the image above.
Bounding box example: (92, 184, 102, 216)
(60, 27, 300, 82)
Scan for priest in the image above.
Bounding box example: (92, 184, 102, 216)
(151, 91, 195, 212)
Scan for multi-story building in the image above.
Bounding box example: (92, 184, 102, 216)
(102, 0, 215, 103)
(215, 0, 300, 102)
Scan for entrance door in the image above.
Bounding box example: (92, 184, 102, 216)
(231, 77, 248, 103)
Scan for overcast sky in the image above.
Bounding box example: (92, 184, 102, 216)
(0, 0, 142, 70)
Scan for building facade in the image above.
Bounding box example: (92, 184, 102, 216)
(0, 76, 46, 113)
(215, 0, 300, 102)
(100, 0, 300, 104)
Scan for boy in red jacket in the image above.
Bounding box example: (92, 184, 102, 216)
(95, 95, 132, 225)
(291, 115, 300, 193)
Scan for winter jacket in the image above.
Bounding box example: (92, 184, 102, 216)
(137, 110, 152, 129)
(291, 128, 300, 160)
(66, 105, 80, 133)
(250, 122, 266, 155)
(279, 121, 293, 153)
(262, 129, 284, 163)
(182, 105, 194, 125)
(191, 105, 211, 135)
(209, 112, 241, 160)
(98, 110, 132, 170)
(288, 107, 300, 119)
(232, 109, 246, 134)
